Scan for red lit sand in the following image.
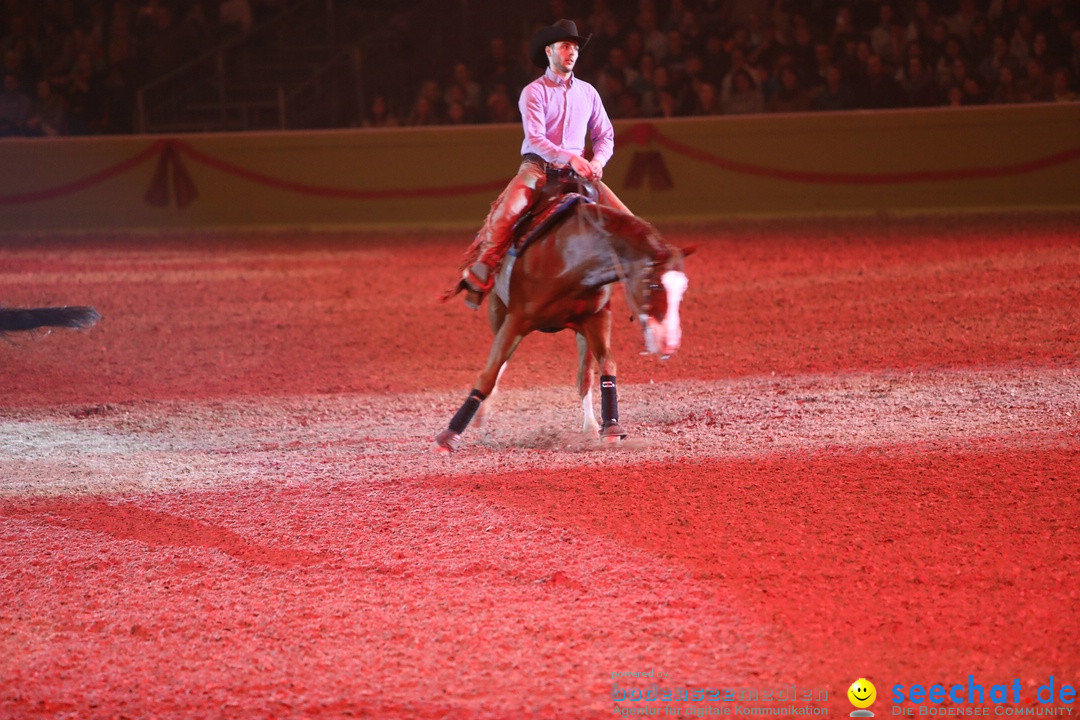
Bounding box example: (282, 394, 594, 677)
(1, 213, 1077, 718)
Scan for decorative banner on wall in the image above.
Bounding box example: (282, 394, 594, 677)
(616, 122, 1080, 185)
(0, 141, 161, 206)
(0, 138, 509, 209)
(1, 128, 1077, 211)
(624, 151, 674, 191)
(145, 141, 198, 208)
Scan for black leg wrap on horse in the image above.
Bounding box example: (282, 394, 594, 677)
(600, 375, 618, 426)
(448, 389, 486, 435)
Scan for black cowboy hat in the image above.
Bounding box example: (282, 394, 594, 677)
(530, 19, 591, 69)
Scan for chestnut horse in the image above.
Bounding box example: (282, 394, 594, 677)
(435, 201, 690, 453)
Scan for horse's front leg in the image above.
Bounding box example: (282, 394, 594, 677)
(579, 308, 627, 441)
(476, 294, 510, 429)
(474, 362, 507, 429)
(576, 332, 600, 436)
(434, 319, 525, 453)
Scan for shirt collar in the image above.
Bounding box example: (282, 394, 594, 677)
(544, 67, 574, 87)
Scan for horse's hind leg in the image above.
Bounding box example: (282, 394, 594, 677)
(576, 332, 600, 436)
(579, 309, 627, 442)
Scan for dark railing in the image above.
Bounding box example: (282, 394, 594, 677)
(135, 0, 339, 133)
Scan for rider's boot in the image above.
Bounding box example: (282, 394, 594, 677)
(461, 261, 493, 310)
(462, 200, 518, 310)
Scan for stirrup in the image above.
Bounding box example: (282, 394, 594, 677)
(461, 264, 494, 310)
(464, 287, 484, 310)
(463, 263, 494, 293)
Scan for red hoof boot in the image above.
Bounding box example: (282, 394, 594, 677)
(434, 429, 461, 454)
(600, 422, 627, 442)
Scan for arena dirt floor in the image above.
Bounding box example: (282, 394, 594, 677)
(1, 212, 1078, 719)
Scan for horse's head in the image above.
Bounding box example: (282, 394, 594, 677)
(608, 214, 693, 358)
(630, 250, 690, 358)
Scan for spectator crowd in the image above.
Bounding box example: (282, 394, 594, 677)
(361, 0, 1080, 128)
(1, 0, 1077, 137)
(0, 0, 281, 136)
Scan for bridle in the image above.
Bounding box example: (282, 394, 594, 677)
(571, 203, 672, 323)
(610, 250, 665, 322)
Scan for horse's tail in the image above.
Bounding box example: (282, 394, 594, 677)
(0, 306, 101, 333)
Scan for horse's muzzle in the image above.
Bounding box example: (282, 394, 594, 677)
(642, 317, 681, 358)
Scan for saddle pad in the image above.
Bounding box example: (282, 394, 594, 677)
(509, 193, 588, 258)
(496, 192, 591, 306)
(494, 255, 516, 306)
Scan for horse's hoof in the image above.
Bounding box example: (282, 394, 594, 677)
(434, 429, 461, 454)
(600, 423, 627, 442)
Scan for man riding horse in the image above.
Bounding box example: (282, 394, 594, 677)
(434, 19, 690, 454)
(458, 19, 633, 308)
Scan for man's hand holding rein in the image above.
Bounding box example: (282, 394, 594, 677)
(570, 154, 600, 180)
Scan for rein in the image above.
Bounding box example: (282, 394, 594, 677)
(608, 244, 661, 322)
(574, 206, 667, 323)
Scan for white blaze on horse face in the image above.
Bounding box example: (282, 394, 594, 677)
(652, 270, 687, 355)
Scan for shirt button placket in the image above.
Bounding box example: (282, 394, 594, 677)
(563, 84, 569, 144)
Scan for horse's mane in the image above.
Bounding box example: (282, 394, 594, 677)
(598, 208, 671, 264)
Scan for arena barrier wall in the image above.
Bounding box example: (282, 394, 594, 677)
(1, 102, 1077, 233)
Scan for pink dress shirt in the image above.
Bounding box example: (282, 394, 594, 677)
(519, 68, 615, 168)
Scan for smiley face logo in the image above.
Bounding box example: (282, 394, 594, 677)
(848, 678, 877, 709)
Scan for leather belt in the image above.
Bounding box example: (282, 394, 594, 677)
(523, 153, 577, 181)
